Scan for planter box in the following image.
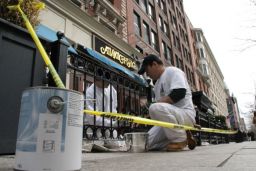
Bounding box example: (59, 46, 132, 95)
(0, 18, 45, 154)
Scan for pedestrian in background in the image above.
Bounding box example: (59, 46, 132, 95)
(138, 54, 196, 151)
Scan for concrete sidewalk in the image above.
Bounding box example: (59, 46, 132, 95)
(1, 141, 255, 171)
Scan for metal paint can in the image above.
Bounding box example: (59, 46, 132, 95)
(124, 132, 148, 153)
(14, 87, 84, 171)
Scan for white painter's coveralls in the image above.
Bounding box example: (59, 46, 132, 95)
(148, 67, 196, 150)
(85, 84, 117, 127)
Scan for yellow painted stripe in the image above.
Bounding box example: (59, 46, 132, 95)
(84, 110, 237, 134)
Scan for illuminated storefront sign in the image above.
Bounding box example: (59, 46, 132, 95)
(94, 36, 136, 70)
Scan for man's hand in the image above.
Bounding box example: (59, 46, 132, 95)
(157, 96, 173, 104)
(140, 97, 148, 107)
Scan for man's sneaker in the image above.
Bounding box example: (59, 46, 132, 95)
(186, 131, 197, 150)
(166, 141, 187, 151)
(166, 131, 197, 151)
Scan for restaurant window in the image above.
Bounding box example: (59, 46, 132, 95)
(151, 30, 158, 51)
(133, 11, 141, 36)
(143, 21, 150, 44)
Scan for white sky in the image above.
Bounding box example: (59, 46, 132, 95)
(183, 0, 256, 127)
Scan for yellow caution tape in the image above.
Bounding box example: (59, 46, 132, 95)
(8, 0, 65, 88)
(84, 110, 238, 134)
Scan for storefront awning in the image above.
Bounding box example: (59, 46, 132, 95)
(36, 25, 146, 86)
(36, 24, 77, 54)
(84, 48, 147, 86)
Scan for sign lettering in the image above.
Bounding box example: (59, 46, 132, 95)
(94, 36, 137, 70)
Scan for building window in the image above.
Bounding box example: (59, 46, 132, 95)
(182, 45, 185, 58)
(156, 0, 160, 6)
(148, 3, 155, 21)
(176, 7, 181, 20)
(175, 54, 179, 68)
(185, 34, 189, 45)
(187, 67, 192, 83)
(188, 52, 192, 64)
(143, 22, 150, 44)
(171, 15, 177, 30)
(175, 36, 181, 50)
(151, 30, 158, 51)
(199, 48, 205, 58)
(182, 18, 186, 28)
(107, 0, 114, 4)
(185, 66, 189, 80)
(136, 45, 143, 54)
(167, 47, 174, 64)
(179, 26, 184, 39)
(202, 64, 209, 76)
(133, 11, 141, 36)
(172, 31, 176, 46)
(141, 0, 148, 14)
(196, 32, 202, 42)
(179, 59, 183, 70)
(170, 0, 175, 10)
(164, 22, 169, 36)
(162, 41, 167, 59)
(159, 16, 164, 31)
(160, 0, 167, 13)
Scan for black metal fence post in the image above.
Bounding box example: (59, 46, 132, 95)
(49, 33, 69, 87)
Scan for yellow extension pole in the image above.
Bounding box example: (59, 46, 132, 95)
(8, 1, 65, 88)
(84, 110, 238, 135)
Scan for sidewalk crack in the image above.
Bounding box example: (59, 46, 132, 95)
(217, 149, 240, 167)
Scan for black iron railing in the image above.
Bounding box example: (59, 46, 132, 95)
(67, 51, 149, 140)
